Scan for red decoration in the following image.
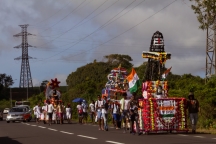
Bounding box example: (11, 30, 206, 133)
(50, 78, 61, 89)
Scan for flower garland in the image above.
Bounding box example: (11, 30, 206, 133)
(179, 99, 186, 130)
(138, 108, 143, 130)
(149, 98, 155, 130)
(159, 53, 167, 65)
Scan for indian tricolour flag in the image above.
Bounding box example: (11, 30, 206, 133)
(126, 68, 141, 93)
(162, 67, 172, 80)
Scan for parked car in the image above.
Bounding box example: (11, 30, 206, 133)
(3, 108, 10, 114)
(6, 106, 31, 123)
(3, 108, 10, 120)
(17, 105, 32, 121)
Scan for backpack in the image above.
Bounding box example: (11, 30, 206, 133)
(78, 108, 83, 114)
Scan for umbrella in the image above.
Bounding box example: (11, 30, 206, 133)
(72, 98, 84, 103)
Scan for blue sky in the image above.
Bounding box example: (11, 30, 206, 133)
(0, 0, 206, 87)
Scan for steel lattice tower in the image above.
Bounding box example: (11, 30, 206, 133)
(206, 23, 216, 83)
(14, 24, 34, 88)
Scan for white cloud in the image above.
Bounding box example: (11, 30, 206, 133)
(32, 78, 40, 87)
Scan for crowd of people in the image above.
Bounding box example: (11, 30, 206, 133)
(76, 92, 142, 135)
(31, 92, 200, 134)
(33, 100, 72, 126)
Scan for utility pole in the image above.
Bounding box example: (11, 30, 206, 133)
(10, 88, 12, 108)
(205, 22, 216, 83)
(13, 24, 35, 89)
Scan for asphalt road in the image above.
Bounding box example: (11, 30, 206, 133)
(0, 120, 216, 144)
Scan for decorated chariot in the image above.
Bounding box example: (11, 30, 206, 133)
(102, 65, 130, 99)
(40, 78, 63, 123)
(138, 31, 188, 134)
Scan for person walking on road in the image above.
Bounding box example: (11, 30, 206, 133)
(81, 100, 88, 124)
(112, 99, 120, 130)
(35, 103, 41, 123)
(102, 96, 109, 131)
(77, 102, 83, 124)
(47, 101, 54, 126)
(42, 102, 48, 124)
(128, 93, 141, 135)
(33, 105, 37, 122)
(95, 95, 104, 130)
(187, 92, 200, 134)
(89, 100, 96, 123)
(57, 101, 63, 124)
(120, 92, 130, 133)
(66, 104, 72, 124)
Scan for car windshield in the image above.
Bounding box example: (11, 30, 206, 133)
(10, 108, 26, 112)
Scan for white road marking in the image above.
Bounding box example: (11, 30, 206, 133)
(48, 128, 57, 131)
(60, 131, 74, 135)
(106, 141, 125, 144)
(25, 123, 30, 125)
(178, 134, 188, 136)
(31, 125, 37, 126)
(38, 126, 46, 129)
(77, 135, 97, 139)
(194, 136, 204, 138)
(212, 138, 216, 139)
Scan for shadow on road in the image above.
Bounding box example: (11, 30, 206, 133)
(0, 136, 22, 144)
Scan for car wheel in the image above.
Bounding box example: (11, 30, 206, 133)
(7, 121, 10, 123)
(27, 119, 30, 122)
(12, 121, 15, 123)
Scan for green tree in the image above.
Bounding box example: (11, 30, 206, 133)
(190, 0, 216, 30)
(0, 73, 14, 100)
(104, 54, 133, 69)
(0, 73, 14, 88)
(40, 80, 49, 92)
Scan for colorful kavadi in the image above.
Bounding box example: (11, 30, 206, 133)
(102, 65, 129, 98)
(45, 78, 62, 104)
(138, 31, 188, 134)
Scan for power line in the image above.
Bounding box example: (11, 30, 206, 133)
(38, 0, 88, 34)
(36, 0, 119, 48)
(64, 0, 177, 59)
(31, 0, 74, 26)
(36, 0, 139, 61)
(34, 0, 120, 38)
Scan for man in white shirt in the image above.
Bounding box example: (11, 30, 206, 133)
(33, 105, 37, 121)
(120, 93, 130, 133)
(77, 102, 83, 124)
(89, 100, 95, 123)
(95, 95, 104, 130)
(66, 104, 72, 123)
(35, 103, 41, 123)
(42, 103, 48, 124)
(47, 101, 54, 126)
